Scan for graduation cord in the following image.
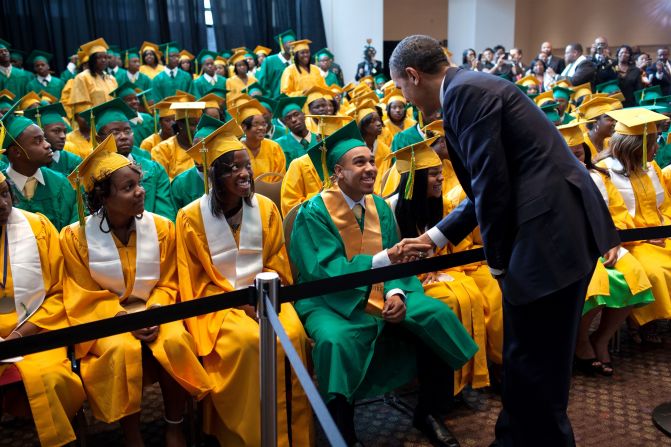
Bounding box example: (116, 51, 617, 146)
(0, 227, 7, 300)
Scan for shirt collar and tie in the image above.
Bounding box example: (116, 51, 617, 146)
(37, 74, 52, 86)
(165, 66, 177, 78)
(127, 71, 138, 82)
(341, 190, 366, 226)
(291, 131, 312, 148)
(203, 72, 217, 85)
(6, 166, 45, 200)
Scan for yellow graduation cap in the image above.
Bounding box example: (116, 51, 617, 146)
(174, 90, 195, 100)
(381, 88, 406, 106)
(0, 89, 15, 102)
(606, 107, 669, 169)
(186, 119, 245, 193)
(140, 41, 163, 61)
(169, 101, 205, 119)
(557, 119, 594, 147)
(304, 85, 334, 106)
(225, 92, 253, 110)
(572, 82, 592, 102)
(254, 45, 272, 56)
(342, 82, 357, 94)
(38, 90, 58, 104)
(358, 75, 375, 88)
(422, 119, 445, 137)
(329, 84, 344, 96)
(80, 38, 109, 59)
(151, 99, 176, 118)
(178, 50, 194, 61)
(534, 91, 555, 106)
(199, 93, 225, 109)
(381, 80, 396, 96)
(550, 78, 573, 89)
(573, 96, 622, 120)
(67, 134, 130, 225)
(228, 49, 248, 65)
(17, 92, 42, 111)
(351, 90, 379, 107)
(516, 75, 540, 87)
(386, 136, 440, 199)
(305, 115, 354, 139)
(213, 56, 227, 66)
(352, 98, 379, 125)
(290, 39, 312, 53)
(228, 99, 266, 125)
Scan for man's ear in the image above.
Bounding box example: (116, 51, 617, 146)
(405, 67, 420, 85)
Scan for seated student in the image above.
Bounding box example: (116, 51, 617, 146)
(280, 39, 327, 96)
(0, 170, 86, 447)
(175, 120, 312, 447)
(60, 135, 212, 446)
(171, 114, 225, 210)
(558, 120, 654, 376)
(151, 44, 193, 101)
(289, 122, 477, 446)
(65, 101, 94, 158)
(573, 96, 622, 157)
(381, 88, 416, 137)
(388, 139, 490, 393)
(198, 92, 227, 121)
(83, 98, 176, 220)
(351, 98, 392, 195)
(140, 97, 178, 152)
(280, 115, 353, 215)
(151, 101, 202, 180)
(190, 50, 226, 98)
(111, 82, 155, 145)
(272, 95, 314, 168)
(598, 108, 671, 343)
(1, 103, 77, 230)
(230, 98, 286, 179)
(70, 38, 118, 108)
(24, 102, 83, 176)
(25, 50, 66, 100)
(225, 50, 258, 94)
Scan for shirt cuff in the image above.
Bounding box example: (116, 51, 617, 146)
(427, 226, 449, 249)
(489, 267, 506, 277)
(372, 250, 391, 269)
(385, 288, 406, 302)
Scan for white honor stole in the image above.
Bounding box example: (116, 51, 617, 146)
(607, 158, 665, 218)
(6, 209, 46, 327)
(200, 194, 264, 289)
(86, 212, 161, 310)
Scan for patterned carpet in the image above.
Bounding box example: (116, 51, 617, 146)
(2, 327, 671, 447)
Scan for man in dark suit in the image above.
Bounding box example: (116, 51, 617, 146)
(541, 41, 565, 74)
(355, 45, 383, 81)
(390, 35, 619, 447)
(549, 43, 597, 88)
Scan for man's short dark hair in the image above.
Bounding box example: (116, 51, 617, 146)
(389, 35, 448, 78)
(493, 45, 505, 53)
(568, 43, 583, 54)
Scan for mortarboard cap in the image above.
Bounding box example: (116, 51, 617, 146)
(390, 136, 442, 198)
(17, 91, 42, 111)
(26, 50, 53, 66)
(573, 96, 623, 120)
(254, 46, 272, 56)
(634, 85, 663, 105)
(0, 102, 38, 149)
(110, 82, 140, 100)
(23, 102, 68, 128)
(541, 101, 561, 124)
(596, 79, 621, 94)
(68, 134, 130, 193)
(314, 48, 334, 62)
(229, 98, 266, 124)
(82, 98, 136, 132)
(274, 95, 307, 118)
(557, 119, 593, 147)
(552, 85, 573, 101)
(290, 39, 312, 53)
(80, 38, 109, 59)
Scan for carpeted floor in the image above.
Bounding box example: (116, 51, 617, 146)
(2, 328, 671, 446)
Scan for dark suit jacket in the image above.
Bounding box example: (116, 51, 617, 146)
(568, 59, 597, 88)
(436, 68, 619, 305)
(355, 60, 383, 80)
(546, 55, 565, 74)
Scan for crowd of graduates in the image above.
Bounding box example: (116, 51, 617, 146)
(0, 28, 670, 447)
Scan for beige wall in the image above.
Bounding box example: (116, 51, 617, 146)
(515, 0, 671, 59)
(383, 0, 448, 42)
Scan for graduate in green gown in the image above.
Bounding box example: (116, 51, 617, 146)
(82, 98, 177, 221)
(314, 49, 341, 87)
(256, 30, 296, 98)
(553, 86, 575, 124)
(106, 47, 128, 86)
(111, 82, 155, 144)
(23, 102, 82, 176)
(60, 53, 78, 82)
(122, 48, 152, 92)
(1, 103, 77, 230)
(0, 40, 33, 98)
(151, 43, 193, 101)
(25, 51, 65, 100)
(289, 121, 477, 446)
(390, 121, 424, 152)
(190, 50, 227, 98)
(644, 98, 671, 168)
(272, 95, 317, 169)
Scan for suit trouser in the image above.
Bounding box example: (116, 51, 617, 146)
(494, 271, 593, 447)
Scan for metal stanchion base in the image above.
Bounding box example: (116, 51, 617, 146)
(653, 401, 671, 436)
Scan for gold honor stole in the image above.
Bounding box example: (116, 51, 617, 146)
(0, 209, 46, 325)
(321, 186, 385, 317)
(86, 212, 161, 312)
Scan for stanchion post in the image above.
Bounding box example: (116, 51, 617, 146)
(257, 272, 280, 447)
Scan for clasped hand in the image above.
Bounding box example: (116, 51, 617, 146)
(387, 234, 434, 264)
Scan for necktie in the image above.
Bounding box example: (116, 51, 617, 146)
(170, 70, 175, 79)
(352, 203, 364, 228)
(42, 79, 49, 86)
(210, 77, 215, 86)
(300, 138, 309, 149)
(23, 177, 37, 200)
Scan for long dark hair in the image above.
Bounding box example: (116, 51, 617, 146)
(209, 152, 254, 218)
(583, 143, 609, 176)
(394, 169, 443, 239)
(89, 53, 103, 77)
(295, 51, 311, 74)
(85, 164, 144, 232)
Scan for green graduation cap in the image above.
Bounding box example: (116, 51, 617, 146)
(641, 95, 671, 114)
(541, 101, 561, 124)
(124, 47, 140, 60)
(275, 29, 297, 45)
(0, 102, 38, 149)
(314, 48, 334, 62)
(194, 113, 226, 140)
(242, 82, 264, 96)
(220, 49, 232, 59)
(9, 49, 26, 62)
(0, 97, 14, 110)
(595, 79, 621, 94)
(81, 98, 137, 133)
(307, 120, 365, 179)
(23, 102, 67, 128)
(374, 73, 388, 85)
(0, 39, 10, 50)
(110, 82, 140, 99)
(274, 95, 307, 118)
(552, 86, 573, 102)
(160, 42, 180, 56)
(634, 85, 663, 105)
(516, 84, 529, 94)
(26, 50, 53, 67)
(257, 96, 277, 114)
(107, 45, 121, 57)
(196, 49, 218, 64)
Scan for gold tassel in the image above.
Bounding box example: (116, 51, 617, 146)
(74, 169, 86, 227)
(90, 111, 95, 150)
(124, 52, 129, 69)
(153, 109, 158, 136)
(35, 110, 42, 129)
(418, 109, 423, 128)
(200, 142, 209, 194)
(404, 148, 416, 200)
(643, 123, 648, 170)
(195, 59, 199, 75)
(184, 115, 193, 145)
(0, 121, 6, 148)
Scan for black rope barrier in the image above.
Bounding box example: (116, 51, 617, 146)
(0, 225, 669, 359)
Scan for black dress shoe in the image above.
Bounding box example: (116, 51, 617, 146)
(413, 411, 461, 447)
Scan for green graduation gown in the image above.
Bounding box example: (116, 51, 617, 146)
(151, 68, 193, 101)
(654, 131, 671, 169)
(130, 112, 155, 146)
(130, 147, 176, 221)
(257, 54, 290, 99)
(26, 75, 65, 99)
(126, 71, 152, 93)
(275, 131, 318, 170)
(48, 150, 82, 176)
(324, 70, 340, 87)
(390, 124, 423, 152)
(289, 193, 478, 402)
(5, 166, 77, 231)
(0, 66, 33, 97)
(190, 74, 227, 98)
(112, 67, 128, 86)
(270, 117, 288, 141)
(170, 166, 204, 210)
(60, 69, 76, 82)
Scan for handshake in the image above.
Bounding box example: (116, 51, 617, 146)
(387, 234, 434, 264)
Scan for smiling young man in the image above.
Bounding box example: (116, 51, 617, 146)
(289, 121, 477, 447)
(1, 103, 77, 230)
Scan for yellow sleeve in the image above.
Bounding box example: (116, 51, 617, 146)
(140, 134, 158, 151)
(69, 72, 93, 105)
(151, 140, 172, 177)
(258, 196, 293, 285)
(601, 173, 634, 230)
(146, 216, 178, 308)
(280, 160, 308, 216)
(268, 139, 286, 176)
(280, 66, 293, 95)
(374, 141, 392, 195)
(656, 163, 671, 223)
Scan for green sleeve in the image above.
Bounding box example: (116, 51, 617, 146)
(150, 162, 177, 221)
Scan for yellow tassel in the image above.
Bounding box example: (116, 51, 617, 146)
(153, 109, 158, 136)
(195, 59, 199, 75)
(200, 142, 209, 195)
(418, 109, 423, 128)
(184, 116, 193, 145)
(124, 52, 129, 69)
(74, 169, 86, 227)
(643, 123, 648, 170)
(0, 122, 6, 148)
(90, 111, 95, 150)
(321, 144, 331, 189)
(35, 110, 42, 129)
(403, 148, 416, 200)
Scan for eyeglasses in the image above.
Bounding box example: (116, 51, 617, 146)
(108, 129, 133, 137)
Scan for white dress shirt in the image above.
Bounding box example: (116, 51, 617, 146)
(6, 166, 45, 192)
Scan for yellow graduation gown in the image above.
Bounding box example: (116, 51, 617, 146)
(139, 64, 165, 79)
(225, 74, 258, 94)
(384, 117, 417, 139)
(247, 138, 287, 179)
(151, 135, 194, 180)
(70, 69, 118, 107)
(0, 210, 85, 447)
(175, 194, 313, 447)
(381, 159, 460, 198)
(379, 126, 394, 148)
(373, 140, 392, 196)
(61, 78, 74, 119)
(280, 154, 323, 216)
(446, 185, 504, 365)
(140, 133, 163, 152)
(280, 64, 327, 96)
(60, 213, 212, 423)
(65, 130, 93, 158)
